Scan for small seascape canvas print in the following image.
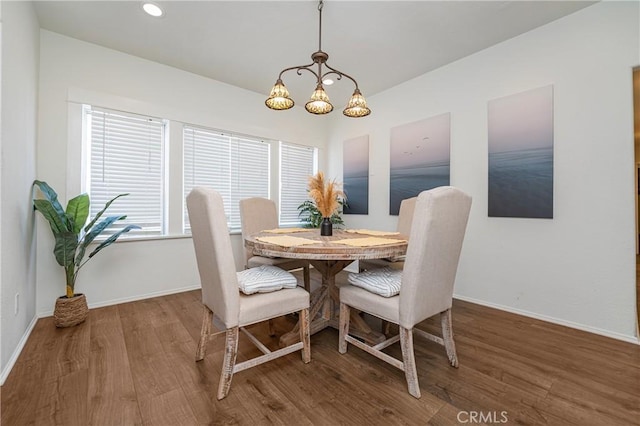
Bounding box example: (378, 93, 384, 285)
(343, 135, 369, 215)
(488, 85, 554, 218)
(389, 113, 450, 215)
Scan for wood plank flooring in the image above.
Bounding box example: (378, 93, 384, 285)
(636, 254, 640, 335)
(2, 270, 639, 425)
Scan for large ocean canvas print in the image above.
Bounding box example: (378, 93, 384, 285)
(488, 85, 554, 218)
(343, 135, 369, 215)
(389, 113, 450, 215)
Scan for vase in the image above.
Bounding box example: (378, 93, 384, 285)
(320, 217, 333, 236)
(53, 293, 89, 327)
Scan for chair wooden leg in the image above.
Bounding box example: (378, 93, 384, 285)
(338, 302, 350, 354)
(217, 327, 239, 400)
(441, 308, 459, 368)
(381, 320, 391, 336)
(303, 265, 311, 292)
(196, 306, 213, 361)
(400, 326, 421, 399)
(299, 308, 311, 363)
(268, 319, 276, 337)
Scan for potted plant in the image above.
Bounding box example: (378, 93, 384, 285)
(32, 180, 139, 327)
(300, 172, 346, 236)
(297, 199, 346, 229)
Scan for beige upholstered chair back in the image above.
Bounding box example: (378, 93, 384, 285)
(399, 187, 471, 329)
(397, 197, 417, 236)
(240, 197, 279, 265)
(187, 188, 240, 328)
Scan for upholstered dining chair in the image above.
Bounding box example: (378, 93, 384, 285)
(358, 196, 416, 272)
(338, 187, 471, 398)
(187, 188, 311, 400)
(240, 197, 311, 292)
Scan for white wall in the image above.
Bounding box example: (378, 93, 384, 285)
(36, 30, 327, 316)
(0, 1, 39, 381)
(328, 2, 640, 341)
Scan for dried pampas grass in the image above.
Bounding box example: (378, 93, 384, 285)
(308, 172, 345, 218)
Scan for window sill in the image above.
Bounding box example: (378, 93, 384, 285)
(98, 229, 242, 244)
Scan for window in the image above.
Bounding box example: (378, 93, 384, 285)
(84, 106, 167, 237)
(82, 105, 316, 238)
(279, 142, 317, 226)
(183, 125, 270, 231)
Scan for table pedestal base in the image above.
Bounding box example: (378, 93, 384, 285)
(279, 260, 386, 347)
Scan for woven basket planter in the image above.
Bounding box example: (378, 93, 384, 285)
(53, 294, 88, 328)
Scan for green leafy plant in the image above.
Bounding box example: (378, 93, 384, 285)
(297, 199, 346, 229)
(32, 180, 140, 298)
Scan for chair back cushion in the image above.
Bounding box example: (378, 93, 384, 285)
(187, 188, 240, 328)
(240, 197, 279, 265)
(237, 265, 298, 295)
(397, 196, 417, 236)
(399, 187, 471, 328)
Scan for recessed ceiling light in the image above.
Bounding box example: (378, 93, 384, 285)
(323, 78, 334, 86)
(142, 2, 163, 17)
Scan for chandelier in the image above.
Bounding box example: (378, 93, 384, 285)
(265, 0, 371, 118)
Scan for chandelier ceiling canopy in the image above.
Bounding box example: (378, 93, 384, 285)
(265, 0, 371, 118)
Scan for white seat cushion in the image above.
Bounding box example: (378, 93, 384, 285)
(237, 265, 298, 295)
(348, 267, 402, 297)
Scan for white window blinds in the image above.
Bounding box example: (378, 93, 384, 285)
(85, 106, 166, 236)
(279, 142, 317, 225)
(183, 126, 270, 231)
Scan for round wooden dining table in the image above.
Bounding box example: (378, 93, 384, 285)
(244, 229, 408, 346)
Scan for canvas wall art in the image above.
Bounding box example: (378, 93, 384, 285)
(389, 113, 451, 215)
(343, 135, 369, 215)
(488, 85, 554, 218)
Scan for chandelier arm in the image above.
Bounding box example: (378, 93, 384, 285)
(322, 63, 360, 90)
(277, 62, 320, 81)
(321, 70, 343, 83)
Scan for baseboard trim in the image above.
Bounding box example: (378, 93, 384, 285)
(37, 284, 202, 317)
(453, 293, 640, 345)
(1, 315, 38, 386)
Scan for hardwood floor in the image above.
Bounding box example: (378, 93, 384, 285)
(636, 254, 640, 333)
(2, 270, 639, 425)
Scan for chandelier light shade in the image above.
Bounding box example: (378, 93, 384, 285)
(305, 84, 334, 114)
(265, 79, 294, 110)
(343, 89, 371, 118)
(265, 0, 371, 118)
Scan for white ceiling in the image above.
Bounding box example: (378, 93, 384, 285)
(33, 1, 596, 105)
